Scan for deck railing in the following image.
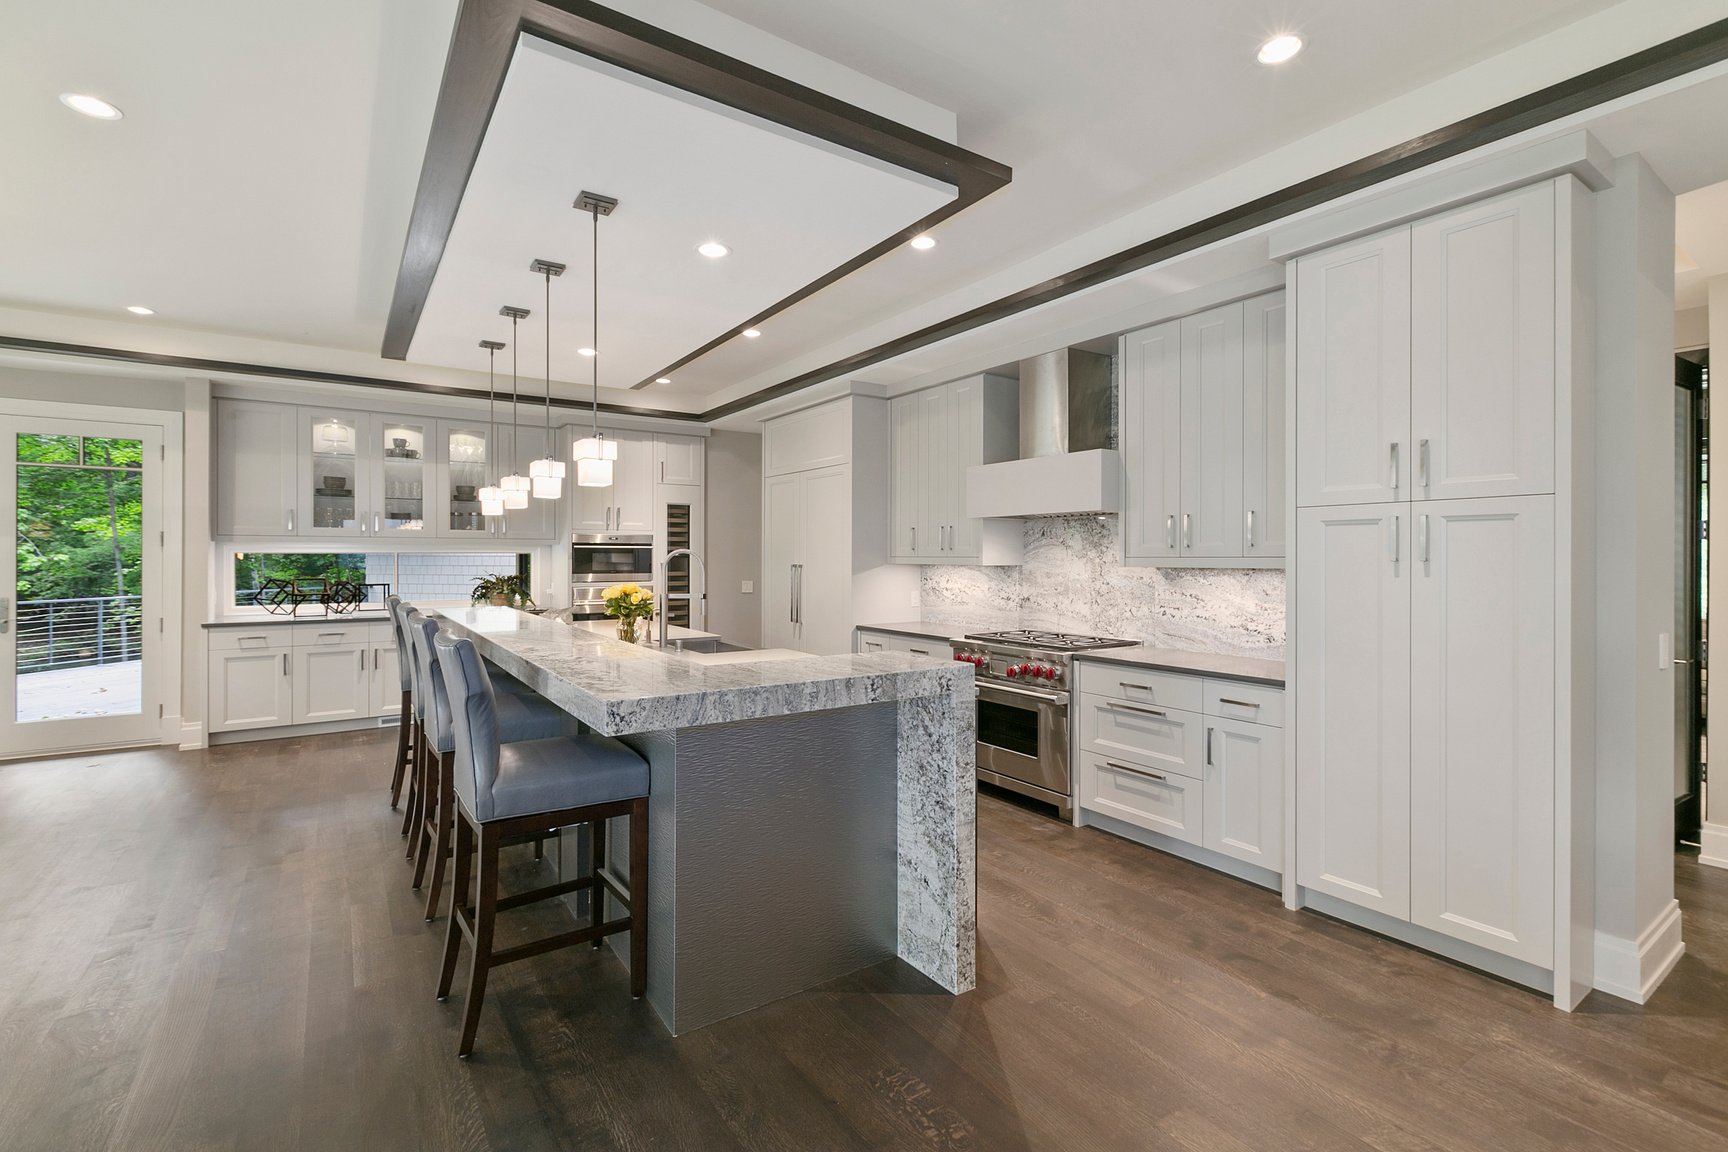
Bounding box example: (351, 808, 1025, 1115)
(15, 595, 143, 673)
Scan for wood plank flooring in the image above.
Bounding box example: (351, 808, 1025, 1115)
(1, 730, 1725, 1151)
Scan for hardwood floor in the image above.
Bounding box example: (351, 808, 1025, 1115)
(1, 731, 1725, 1151)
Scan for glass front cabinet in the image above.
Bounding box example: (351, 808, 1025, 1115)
(439, 419, 492, 537)
(374, 416, 430, 537)
(298, 409, 366, 537)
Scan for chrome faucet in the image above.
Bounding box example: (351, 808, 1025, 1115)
(657, 548, 707, 648)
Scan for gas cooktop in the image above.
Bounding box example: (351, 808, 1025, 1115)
(962, 629, 1136, 653)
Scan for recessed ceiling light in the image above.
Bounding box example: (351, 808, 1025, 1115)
(697, 241, 730, 259)
(909, 234, 937, 250)
(577, 347, 596, 357)
(60, 93, 124, 120)
(125, 305, 155, 316)
(742, 328, 761, 339)
(655, 377, 672, 385)
(1257, 34, 1303, 65)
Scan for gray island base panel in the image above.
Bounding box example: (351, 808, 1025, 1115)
(430, 607, 976, 1035)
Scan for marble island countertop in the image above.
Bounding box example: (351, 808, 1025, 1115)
(433, 607, 971, 737)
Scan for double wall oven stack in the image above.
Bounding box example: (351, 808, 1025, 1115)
(950, 629, 1136, 818)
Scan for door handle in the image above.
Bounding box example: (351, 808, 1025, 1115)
(1247, 509, 1255, 549)
(1390, 442, 1400, 491)
(374, 512, 381, 534)
(1182, 513, 1191, 550)
(282, 652, 290, 677)
(0, 596, 9, 633)
(789, 564, 797, 624)
(1206, 726, 1215, 766)
(1419, 514, 1430, 564)
(911, 526, 916, 553)
(1418, 439, 1430, 491)
(359, 649, 365, 672)
(1389, 514, 1400, 563)
(287, 509, 295, 533)
(1165, 514, 1175, 550)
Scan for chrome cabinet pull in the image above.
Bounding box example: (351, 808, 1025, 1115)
(1389, 514, 1400, 563)
(1247, 509, 1256, 548)
(0, 596, 8, 634)
(789, 564, 797, 624)
(1165, 514, 1175, 550)
(282, 652, 290, 677)
(912, 526, 917, 553)
(1390, 442, 1400, 491)
(1105, 760, 1168, 783)
(359, 649, 365, 672)
(1182, 513, 1191, 550)
(1418, 439, 1430, 491)
(287, 509, 295, 533)
(1217, 697, 1257, 709)
(909, 648, 930, 656)
(1104, 700, 1166, 718)
(374, 512, 381, 534)
(1419, 514, 1430, 564)
(1206, 727, 1215, 766)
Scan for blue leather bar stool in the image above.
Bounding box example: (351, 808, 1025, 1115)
(385, 595, 415, 815)
(433, 629, 649, 1058)
(403, 609, 565, 920)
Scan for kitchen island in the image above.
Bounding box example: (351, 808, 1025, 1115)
(431, 607, 975, 1034)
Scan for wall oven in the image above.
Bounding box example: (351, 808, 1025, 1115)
(570, 533, 652, 620)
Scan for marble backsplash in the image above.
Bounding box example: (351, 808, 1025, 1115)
(921, 517, 1285, 658)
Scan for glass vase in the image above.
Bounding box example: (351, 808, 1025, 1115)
(616, 617, 638, 644)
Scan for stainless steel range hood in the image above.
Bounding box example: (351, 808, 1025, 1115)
(966, 348, 1120, 518)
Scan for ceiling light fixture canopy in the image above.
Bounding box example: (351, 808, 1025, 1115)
(60, 93, 123, 120)
(572, 191, 619, 488)
(1257, 34, 1303, 64)
(478, 339, 507, 517)
(528, 259, 568, 500)
(499, 305, 532, 509)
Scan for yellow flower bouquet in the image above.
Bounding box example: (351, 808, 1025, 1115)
(602, 582, 655, 644)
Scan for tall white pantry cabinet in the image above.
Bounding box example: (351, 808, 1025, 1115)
(1286, 177, 1594, 1007)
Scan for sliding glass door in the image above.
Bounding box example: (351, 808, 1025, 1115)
(0, 415, 164, 757)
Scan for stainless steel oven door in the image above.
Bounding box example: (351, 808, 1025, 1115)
(571, 533, 653, 582)
(975, 680, 1070, 811)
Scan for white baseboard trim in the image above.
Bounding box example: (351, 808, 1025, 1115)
(179, 720, 206, 751)
(1593, 899, 1684, 1004)
(1699, 822, 1728, 871)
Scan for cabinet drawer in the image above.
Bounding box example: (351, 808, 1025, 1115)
(1080, 663, 1203, 712)
(1202, 679, 1285, 728)
(1079, 695, 1204, 780)
(207, 627, 292, 653)
(1079, 750, 1202, 845)
(293, 622, 373, 648)
(856, 629, 949, 658)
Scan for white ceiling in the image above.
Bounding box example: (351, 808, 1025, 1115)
(4, 0, 1726, 416)
(0, 0, 456, 351)
(405, 36, 954, 394)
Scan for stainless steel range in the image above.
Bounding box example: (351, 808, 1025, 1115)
(951, 629, 1136, 818)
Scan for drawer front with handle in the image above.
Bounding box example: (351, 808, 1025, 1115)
(206, 628, 293, 654)
(854, 628, 948, 658)
(1079, 694, 1204, 780)
(1201, 679, 1285, 728)
(1078, 750, 1202, 845)
(1079, 662, 1204, 712)
(292, 623, 374, 648)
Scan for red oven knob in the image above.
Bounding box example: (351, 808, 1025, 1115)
(1005, 665, 1019, 677)
(1041, 666, 1055, 680)
(1019, 663, 1033, 676)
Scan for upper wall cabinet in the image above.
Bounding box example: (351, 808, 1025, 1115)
(1121, 291, 1285, 568)
(1294, 182, 1555, 509)
(212, 399, 558, 542)
(889, 374, 1023, 566)
(571, 432, 680, 534)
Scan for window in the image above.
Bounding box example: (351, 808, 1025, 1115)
(229, 552, 530, 611)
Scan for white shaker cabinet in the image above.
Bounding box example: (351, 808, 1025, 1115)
(571, 432, 654, 533)
(1242, 293, 1287, 557)
(1203, 716, 1284, 872)
(296, 636, 371, 724)
(207, 631, 294, 733)
(761, 472, 803, 649)
(213, 400, 299, 536)
(1294, 504, 1412, 920)
(1409, 495, 1555, 966)
(888, 374, 1020, 564)
(1410, 183, 1556, 502)
(655, 433, 704, 486)
(1122, 319, 1182, 560)
(1178, 303, 1245, 558)
(1294, 230, 1412, 507)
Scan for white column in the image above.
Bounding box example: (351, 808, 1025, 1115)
(1592, 154, 1683, 1001)
(179, 377, 211, 749)
(1702, 275, 1728, 871)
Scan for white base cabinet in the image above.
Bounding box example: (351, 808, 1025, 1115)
(207, 621, 399, 734)
(1075, 659, 1285, 879)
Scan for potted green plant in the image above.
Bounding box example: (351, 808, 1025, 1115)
(470, 573, 535, 609)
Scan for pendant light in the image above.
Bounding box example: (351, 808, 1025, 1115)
(572, 190, 619, 487)
(528, 258, 568, 499)
(477, 339, 507, 517)
(498, 305, 532, 510)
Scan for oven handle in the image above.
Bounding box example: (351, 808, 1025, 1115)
(978, 681, 1065, 706)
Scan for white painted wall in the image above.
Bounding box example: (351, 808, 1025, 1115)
(704, 430, 762, 648)
(1702, 275, 1728, 871)
(1675, 304, 1709, 350)
(1591, 154, 1684, 1001)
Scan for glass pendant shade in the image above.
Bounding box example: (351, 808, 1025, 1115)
(573, 435, 617, 488)
(575, 457, 613, 487)
(500, 472, 531, 509)
(529, 457, 565, 499)
(478, 485, 505, 517)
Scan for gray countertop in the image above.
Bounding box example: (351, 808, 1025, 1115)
(434, 607, 970, 736)
(1073, 645, 1285, 687)
(204, 612, 392, 628)
(856, 620, 1007, 643)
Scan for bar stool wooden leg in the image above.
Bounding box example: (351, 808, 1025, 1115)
(422, 751, 456, 920)
(629, 798, 648, 999)
(411, 746, 439, 890)
(400, 727, 422, 839)
(437, 813, 473, 1002)
(457, 826, 502, 1057)
(589, 817, 607, 948)
(388, 691, 412, 808)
